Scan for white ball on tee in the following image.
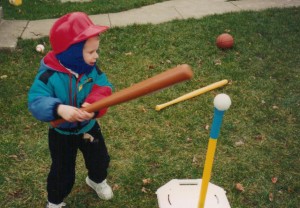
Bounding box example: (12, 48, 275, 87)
(214, 93, 231, 111)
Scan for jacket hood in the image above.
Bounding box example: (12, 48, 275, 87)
(41, 51, 71, 74)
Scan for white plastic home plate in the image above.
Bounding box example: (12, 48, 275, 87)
(156, 179, 231, 208)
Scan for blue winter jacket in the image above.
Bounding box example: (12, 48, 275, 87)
(28, 51, 113, 135)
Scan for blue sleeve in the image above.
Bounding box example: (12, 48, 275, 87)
(28, 71, 62, 122)
(29, 96, 61, 122)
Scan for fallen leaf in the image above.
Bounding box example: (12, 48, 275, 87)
(1, 75, 8, 79)
(192, 155, 198, 164)
(214, 59, 222, 65)
(150, 162, 160, 169)
(112, 184, 120, 191)
(271, 177, 278, 184)
(8, 189, 23, 198)
(8, 155, 18, 159)
(197, 59, 203, 67)
(235, 140, 245, 147)
(205, 124, 210, 131)
(141, 187, 148, 193)
(125, 52, 133, 56)
(235, 183, 245, 192)
(254, 135, 264, 141)
(269, 192, 274, 201)
(140, 106, 147, 113)
(272, 105, 279, 109)
(148, 65, 155, 69)
(288, 187, 293, 193)
(142, 178, 151, 185)
(186, 137, 192, 142)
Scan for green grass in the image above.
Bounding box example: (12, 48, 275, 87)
(1, 0, 169, 20)
(1, 7, 300, 208)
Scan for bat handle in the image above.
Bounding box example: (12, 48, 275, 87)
(50, 106, 90, 127)
(155, 103, 169, 111)
(50, 118, 66, 128)
(155, 100, 178, 111)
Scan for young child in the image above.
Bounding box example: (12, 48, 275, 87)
(28, 12, 114, 208)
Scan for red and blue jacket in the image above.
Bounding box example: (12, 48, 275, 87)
(28, 51, 113, 135)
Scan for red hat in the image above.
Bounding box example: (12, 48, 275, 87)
(50, 12, 109, 54)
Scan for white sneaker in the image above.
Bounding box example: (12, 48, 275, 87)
(46, 202, 66, 208)
(86, 177, 114, 200)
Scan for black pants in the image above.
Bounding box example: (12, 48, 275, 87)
(47, 122, 110, 204)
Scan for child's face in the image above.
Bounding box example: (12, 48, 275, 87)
(83, 36, 100, 66)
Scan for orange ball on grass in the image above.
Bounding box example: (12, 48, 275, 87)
(216, 33, 234, 49)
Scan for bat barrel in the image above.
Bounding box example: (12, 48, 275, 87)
(85, 64, 193, 113)
(50, 64, 193, 127)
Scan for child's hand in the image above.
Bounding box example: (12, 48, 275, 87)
(57, 104, 94, 122)
(81, 102, 95, 119)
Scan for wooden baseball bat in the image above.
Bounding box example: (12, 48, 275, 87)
(155, 79, 229, 111)
(50, 64, 193, 127)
